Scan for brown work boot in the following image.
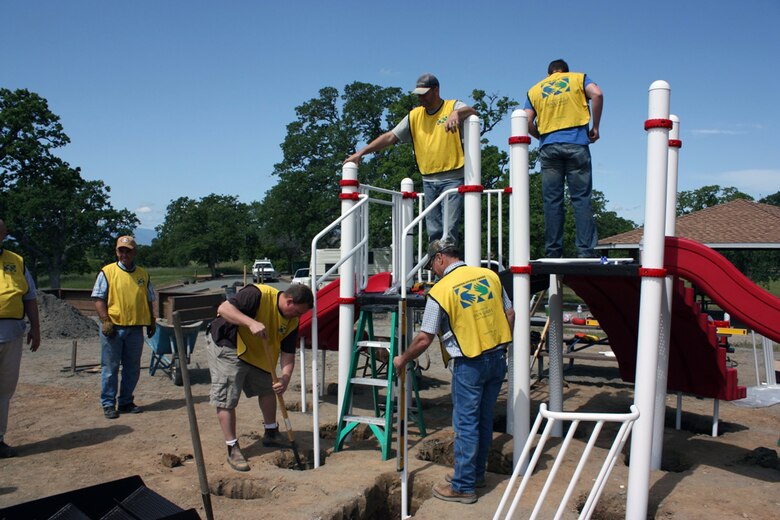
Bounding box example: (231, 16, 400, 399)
(261, 427, 284, 447)
(446, 472, 486, 489)
(432, 481, 477, 504)
(227, 444, 249, 472)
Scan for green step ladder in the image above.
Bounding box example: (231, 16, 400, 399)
(333, 304, 426, 460)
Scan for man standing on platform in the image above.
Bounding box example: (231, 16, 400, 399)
(525, 59, 603, 258)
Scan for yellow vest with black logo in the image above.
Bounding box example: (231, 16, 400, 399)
(409, 99, 465, 175)
(102, 263, 152, 326)
(236, 285, 299, 372)
(428, 266, 512, 359)
(528, 72, 590, 135)
(0, 250, 28, 319)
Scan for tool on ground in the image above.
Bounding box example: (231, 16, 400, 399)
(262, 338, 304, 470)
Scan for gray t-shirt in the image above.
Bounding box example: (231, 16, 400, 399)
(391, 100, 468, 182)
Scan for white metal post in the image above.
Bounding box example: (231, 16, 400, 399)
(651, 114, 681, 469)
(463, 114, 481, 267)
(401, 178, 415, 287)
(626, 81, 671, 520)
(299, 337, 307, 413)
(338, 163, 358, 421)
(508, 110, 532, 463)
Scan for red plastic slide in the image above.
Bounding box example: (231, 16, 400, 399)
(297, 272, 393, 351)
(664, 236, 780, 343)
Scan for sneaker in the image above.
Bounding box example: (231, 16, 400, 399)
(227, 444, 249, 472)
(446, 472, 486, 489)
(261, 428, 284, 447)
(103, 406, 119, 419)
(432, 481, 477, 504)
(118, 402, 143, 414)
(0, 441, 18, 458)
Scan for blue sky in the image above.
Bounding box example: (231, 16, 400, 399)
(3, 0, 779, 238)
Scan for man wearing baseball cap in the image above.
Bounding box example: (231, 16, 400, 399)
(344, 73, 477, 243)
(92, 235, 156, 419)
(394, 238, 514, 503)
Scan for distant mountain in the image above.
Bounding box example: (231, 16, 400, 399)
(134, 228, 157, 245)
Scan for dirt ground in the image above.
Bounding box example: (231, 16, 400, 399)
(1, 295, 779, 519)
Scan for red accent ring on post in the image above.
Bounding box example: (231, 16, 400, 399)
(644, 118, 673, 130)
(508, 136, 532, 145)
(401, 191, 418, 199)
(504, 187, 513, 194)
(337, 297, 356, 305)
(338, 192, 360, 200)
(339, 179, 360, 187)
(639, 267, 667, 277)
(668, 139, 682, 148)
(458, 184, 484, 193)
(510, 265, 532, 274)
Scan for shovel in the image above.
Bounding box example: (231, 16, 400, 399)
(262, 338, 305, 470)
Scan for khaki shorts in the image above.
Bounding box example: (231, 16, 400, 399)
(206, 337, 274, 409)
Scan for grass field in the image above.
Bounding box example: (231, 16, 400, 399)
(38, 261, 251, 290)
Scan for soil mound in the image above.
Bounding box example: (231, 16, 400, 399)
(33, 292, 99, 339)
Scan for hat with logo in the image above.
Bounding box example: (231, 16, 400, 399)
(412, 73, 440, 95)
(115, 235, 137, 250)
(425, 238, 458, 269)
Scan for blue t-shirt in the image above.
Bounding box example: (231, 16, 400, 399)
(525, 75, 595, 148)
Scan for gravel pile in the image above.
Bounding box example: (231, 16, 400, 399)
(33, 292, 99, 340)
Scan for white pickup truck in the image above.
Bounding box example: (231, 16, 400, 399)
(251, 258, 278, 282)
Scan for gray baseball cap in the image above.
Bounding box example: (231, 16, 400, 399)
(425, 238, 458, 269)
(412, 73, 440, 95)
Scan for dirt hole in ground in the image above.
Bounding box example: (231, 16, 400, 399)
(269, 449, 323, 470)
(324, 472, 425, 519)
(575, 491, 626, 520)
(210, 477, 276, 500)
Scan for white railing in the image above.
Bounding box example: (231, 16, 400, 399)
(494, 404, 639, 520)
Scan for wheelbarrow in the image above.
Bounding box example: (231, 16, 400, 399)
(146, 318, 202, 386)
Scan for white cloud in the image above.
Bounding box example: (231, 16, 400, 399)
(135, 206, 152, 214)
(699, 169, 780, 196)
(689, 128, 742, 136)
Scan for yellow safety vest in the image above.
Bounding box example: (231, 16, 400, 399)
(0, 250, 28, 319)
(102, 263, 152, 326)
(409, 99, 465, 175)
(236, 285, 299, 372)
(428, 265, 512, 359)
(528, 72, 590, 135)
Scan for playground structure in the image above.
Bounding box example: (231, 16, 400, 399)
(292, 81, 780, 519)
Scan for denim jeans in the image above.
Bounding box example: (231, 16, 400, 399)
(100, 326, 144, 408)
(423, 176, 463, 243)
(539, 143, 598, 258)
(450, 347, 507, 493)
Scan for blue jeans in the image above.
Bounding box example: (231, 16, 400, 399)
(450, 348, 507, 493)
(540, 143, 598, 258)
(100, 326, 144, 408)
(423, 176, 463, 243)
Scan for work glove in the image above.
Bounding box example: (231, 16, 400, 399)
(101, 318, 116, 338)
(147, 320, 156, 339)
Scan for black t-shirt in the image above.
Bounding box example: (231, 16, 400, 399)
(209, 285, 297, 354)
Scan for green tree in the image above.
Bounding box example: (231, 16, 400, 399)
(0, 88, 69, 183)
(1, 88, 138, 287)
(155, 194, 250, 277)
(260, 83, 521, 262)
(3, 158, 138, 287)
(759, 190, 780, 207)
(676, 185, 753, 215)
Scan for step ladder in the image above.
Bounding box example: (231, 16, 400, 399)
(333, 304, 426, 460)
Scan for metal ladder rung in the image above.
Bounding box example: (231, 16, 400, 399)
(343, 414, 386, 426)
(350, 376, 390, 387)
(356, 340, 391, 349)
